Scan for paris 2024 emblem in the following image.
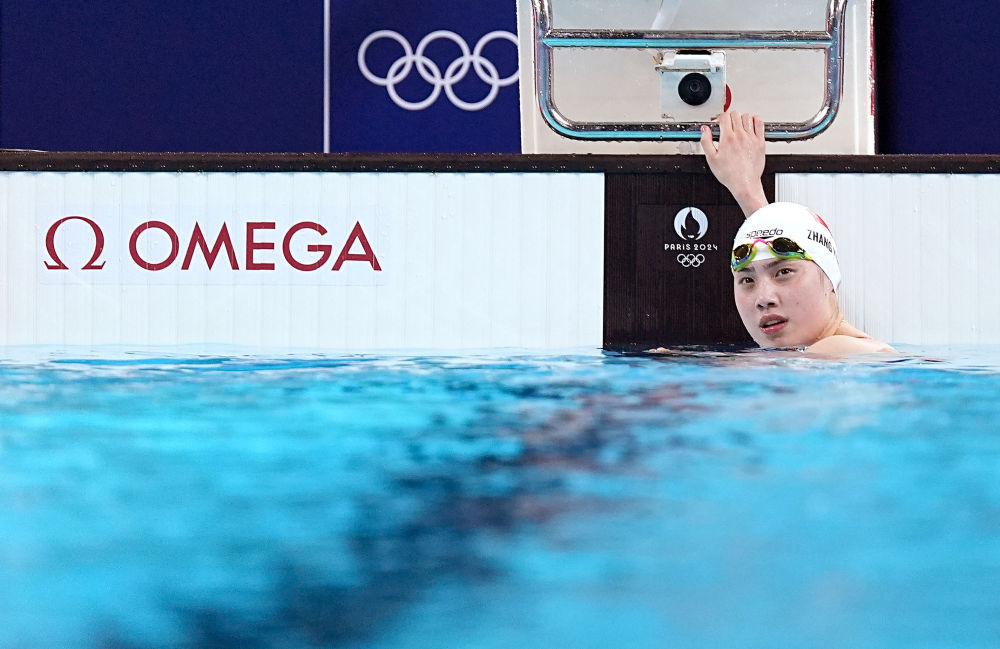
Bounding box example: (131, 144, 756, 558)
(666, 207, 719, 268)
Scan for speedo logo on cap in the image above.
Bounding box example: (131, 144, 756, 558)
(745, 228, 783, 239)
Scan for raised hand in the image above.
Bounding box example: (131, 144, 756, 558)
(700, 110, 768, 217)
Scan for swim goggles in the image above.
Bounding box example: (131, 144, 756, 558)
(731, 237, 813, 272)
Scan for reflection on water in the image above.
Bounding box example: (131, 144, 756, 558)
(1, 347, 999, 649)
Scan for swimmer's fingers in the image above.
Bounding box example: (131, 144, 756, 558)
(741, 111, 753, 134)
(646, 347, 685, 354)
(700, 125, 718, 159)
(724, 110, 741, 141)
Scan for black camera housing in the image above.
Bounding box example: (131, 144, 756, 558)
(678, 73, 712, 106)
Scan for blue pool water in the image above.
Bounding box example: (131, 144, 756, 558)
(1, 347, 999, 649)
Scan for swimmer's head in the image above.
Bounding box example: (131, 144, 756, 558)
(731, 202, 841, 291)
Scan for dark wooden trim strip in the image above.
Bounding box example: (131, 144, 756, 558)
(766, 154, 1000, 174)
(1, 151, 998, 174)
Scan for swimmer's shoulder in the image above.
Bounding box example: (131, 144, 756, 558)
(806, 334, 896, 356)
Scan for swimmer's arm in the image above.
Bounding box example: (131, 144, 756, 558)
(806, 335, 896, 356)
(701, 110, 769, 218)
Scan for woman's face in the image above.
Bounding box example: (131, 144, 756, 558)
(733, 257, 840, 348)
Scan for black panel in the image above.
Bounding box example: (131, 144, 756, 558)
(604, 171, 776, 350)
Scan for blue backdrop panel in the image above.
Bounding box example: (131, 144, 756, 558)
(0, 0, 521, 153)
(327, 0, 520, 153)
(875, 0, 1000, 154)
(0, 1, 323, 152)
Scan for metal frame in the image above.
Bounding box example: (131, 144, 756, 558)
(530, 0, 849, 140)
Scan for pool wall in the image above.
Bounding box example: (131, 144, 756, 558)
(0, 166, 603, 348)
(1, 153, 996, 348)
(778, 172, 1000, 344)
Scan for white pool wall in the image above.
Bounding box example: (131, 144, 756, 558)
(0, 171, 605, 348)
(777, 173, 1000, 345)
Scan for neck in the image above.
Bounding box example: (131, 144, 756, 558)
(833, 319, 868, 338)
(817, 304, 846, 342)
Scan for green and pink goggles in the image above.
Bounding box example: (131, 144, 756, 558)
(731, 237, 813, 272)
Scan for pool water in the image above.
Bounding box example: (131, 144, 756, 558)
(1, 347, 999, 649)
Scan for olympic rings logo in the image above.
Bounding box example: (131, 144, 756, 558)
(358, 30, 519, 111)
(676, 254, 706, 268)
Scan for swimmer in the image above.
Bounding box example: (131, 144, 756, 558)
(700, 110, 894, 355)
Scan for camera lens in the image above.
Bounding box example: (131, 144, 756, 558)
(678, 73, 712, 106)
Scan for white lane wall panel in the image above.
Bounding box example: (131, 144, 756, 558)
(0, 172, 604, 349)
(777, 173, 1000, 345)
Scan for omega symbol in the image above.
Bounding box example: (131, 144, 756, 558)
(44, 216, 106, 270)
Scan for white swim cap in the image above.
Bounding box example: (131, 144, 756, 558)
(732, 202, 841, 291)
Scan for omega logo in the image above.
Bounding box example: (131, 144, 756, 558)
(43, 218, 381, 272)
(45, 216, 107, 270)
